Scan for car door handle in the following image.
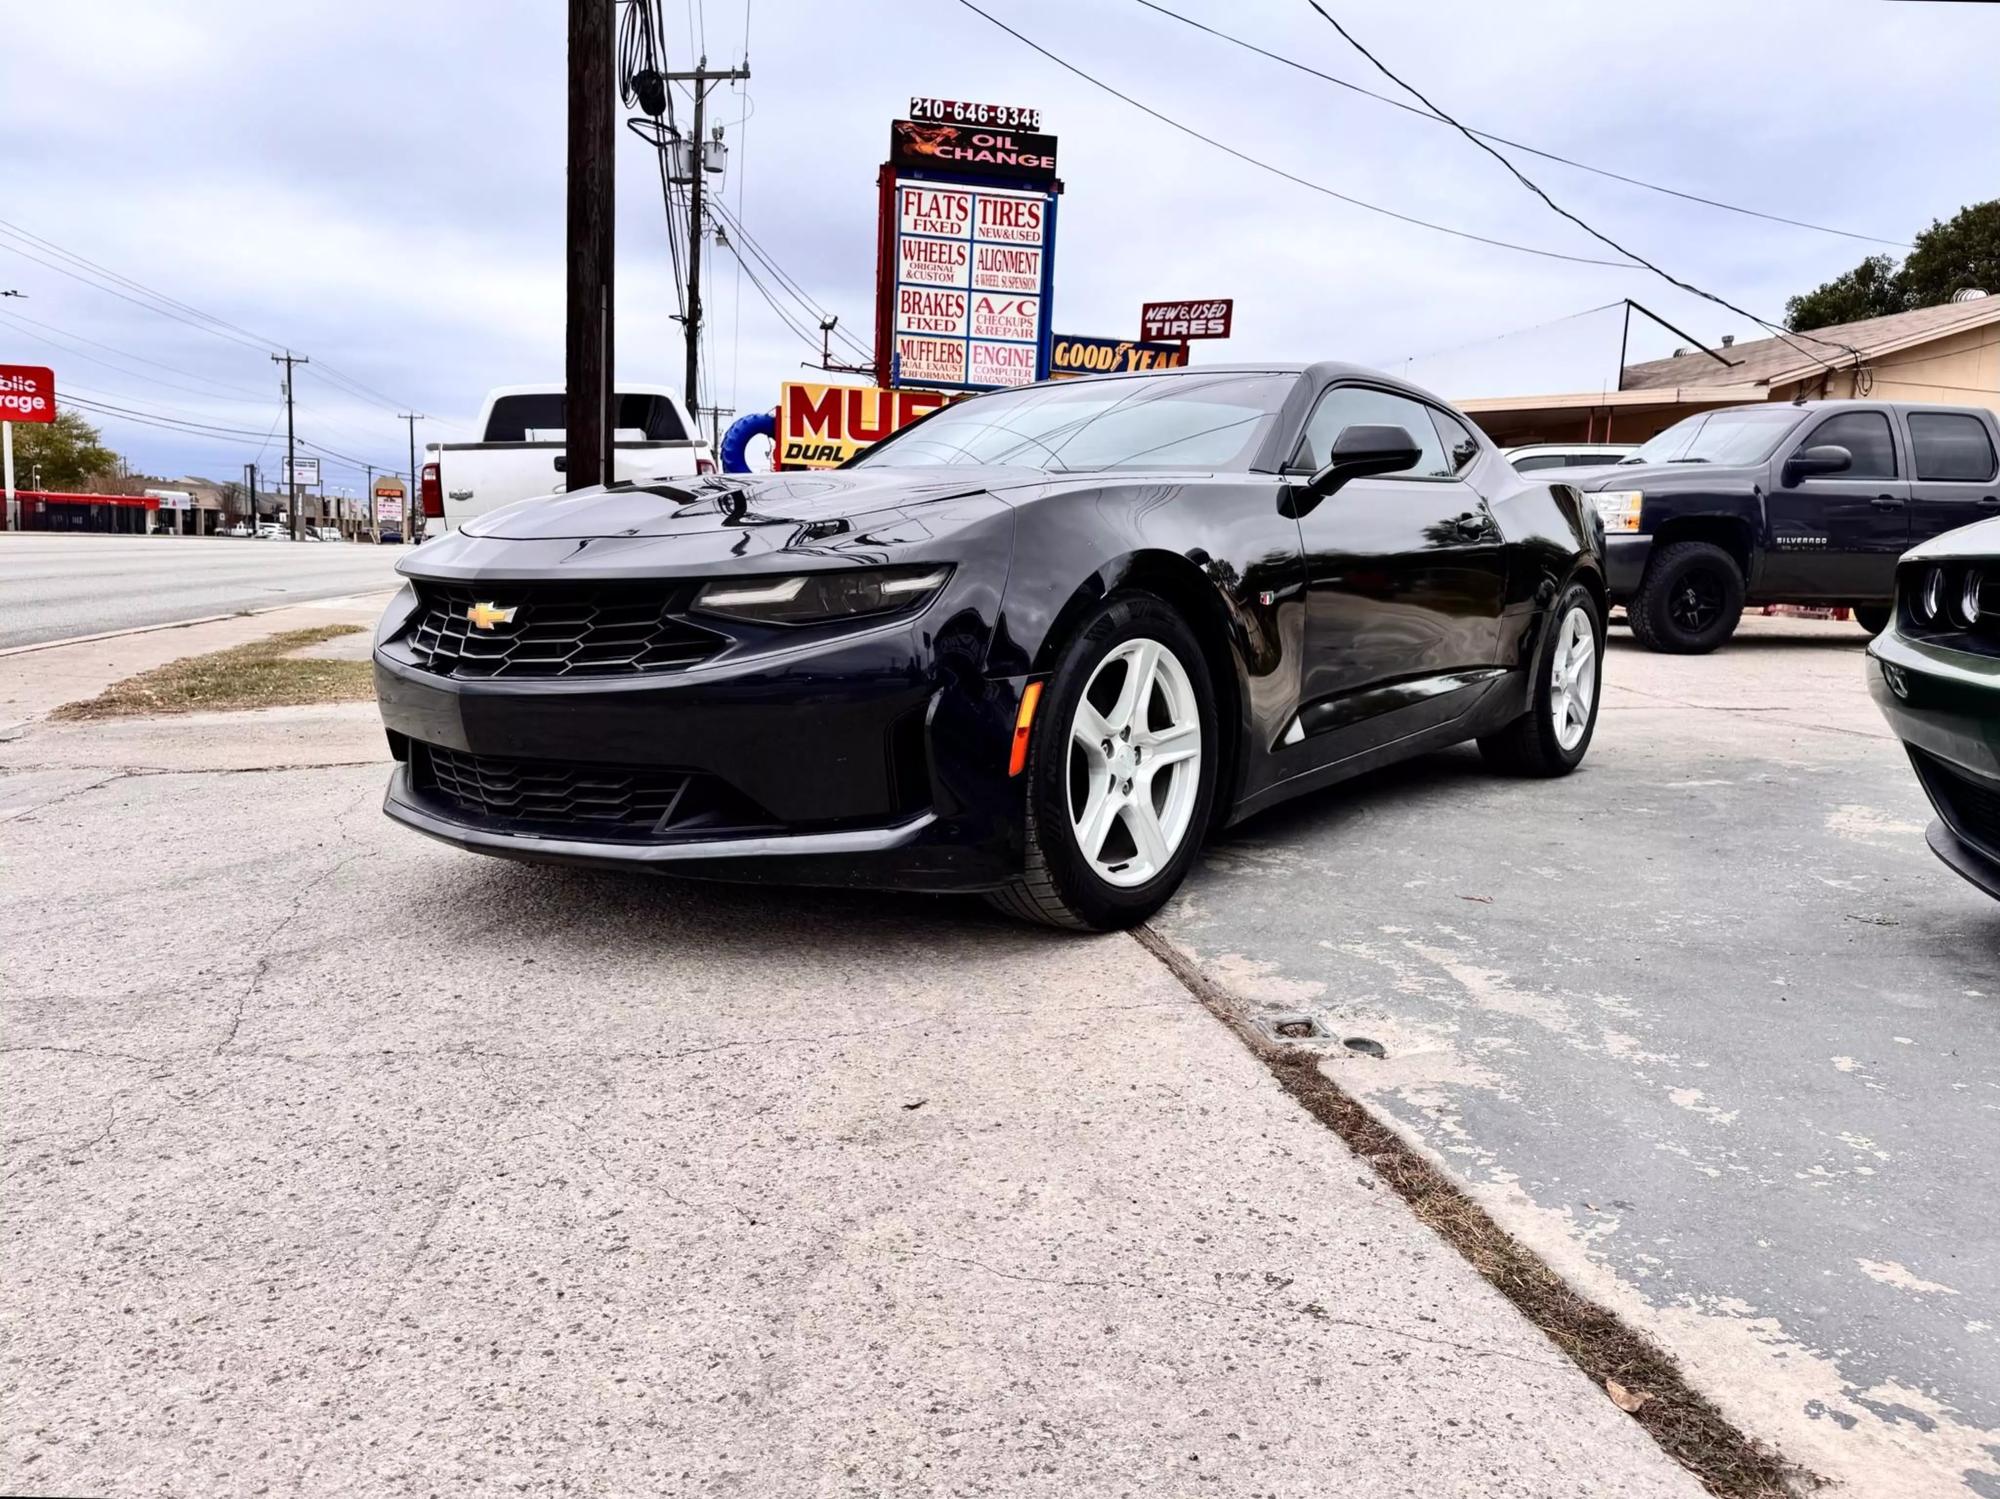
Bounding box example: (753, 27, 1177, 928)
(1869, 495, 1905, 510)
(1980, 496, 2000, 507)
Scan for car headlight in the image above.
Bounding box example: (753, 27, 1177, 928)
(1919, 565, 1946, 622)
(693, 565, 952, 625)
(1592, 490, 1643, 533)
(1962, 568, 1984, 627)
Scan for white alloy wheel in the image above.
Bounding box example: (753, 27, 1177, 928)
(1549, 604, 1597, 752)
(1066, 636, 1203, 888)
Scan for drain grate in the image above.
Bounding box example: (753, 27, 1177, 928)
(1255, 1012, 1327, 1043)
(1342, 1036, 1387, 1058)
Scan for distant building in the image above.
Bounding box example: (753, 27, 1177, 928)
(1458, 297, 2000, 447)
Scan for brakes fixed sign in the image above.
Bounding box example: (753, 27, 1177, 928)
(0, 365, 56, 423)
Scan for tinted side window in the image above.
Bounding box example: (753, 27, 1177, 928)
(1802, 411, 1897, 479)
(1908, 413, 1998, 482)
(1430, 409, 1482, 474)
(1294, 387, 1448, 477)
(483, 393, 689, 442)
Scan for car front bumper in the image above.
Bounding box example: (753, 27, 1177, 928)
(1866, 627, 2000, 900)
(1603, 534, 1652, 601)
(374, 601, 1030, 894)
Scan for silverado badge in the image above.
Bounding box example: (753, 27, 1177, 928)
(465, 601, 517, 631)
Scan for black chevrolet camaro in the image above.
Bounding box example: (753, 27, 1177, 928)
(374, 365, 1607, 929)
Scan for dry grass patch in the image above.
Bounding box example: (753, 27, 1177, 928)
(52, 626, 374, 721)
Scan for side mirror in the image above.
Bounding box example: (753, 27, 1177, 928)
(1784, 443, 1851, 483)
(1307, 424, 1423, 499)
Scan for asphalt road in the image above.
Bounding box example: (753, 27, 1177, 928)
(1158, 615, 2000, 1497)
(0, 706, 1695, 1498)
(0, 533, 405, 649)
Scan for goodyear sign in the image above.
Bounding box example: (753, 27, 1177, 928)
(1049, 335, 1189, 380)
(779, 382, 954, 469)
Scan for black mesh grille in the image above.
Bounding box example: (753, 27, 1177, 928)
(1914, 751, 2000, 862)
(404, 581, 725, 679)
(411, 743, 778, 843)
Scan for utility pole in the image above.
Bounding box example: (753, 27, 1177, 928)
(698, 404, 734, 451)
(805, 315, 873, 377)
(242, 462, 256, 533)
(566, 0, 616, 492)
(663, 60, 750, 414)
(271, 351, 307, 540)
(398, 412, 424, 544)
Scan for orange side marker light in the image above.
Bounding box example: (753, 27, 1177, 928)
(1008, 681, 1044, 777)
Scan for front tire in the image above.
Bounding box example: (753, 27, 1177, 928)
(1853, 605, 1891, 634)
(987, 594, 1218, 931)
(1628, 540, 1744, 654)
(1479, 584, 1602, 777)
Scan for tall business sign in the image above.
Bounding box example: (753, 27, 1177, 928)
(876, 110, 1060, 393)
(0, 363, 56, 531)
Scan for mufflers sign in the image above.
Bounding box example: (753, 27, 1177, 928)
(890, 120, 1059, 187)
(778, 382, 954, 469)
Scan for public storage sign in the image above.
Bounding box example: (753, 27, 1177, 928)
(1140, 300, 1234, 341)
(1050, 335, 1190, 380)
(0, 365, 57, 423)
(778, 382, 954, 469)
(888, 179, 1055, 391)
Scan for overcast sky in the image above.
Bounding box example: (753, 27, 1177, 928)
(4, 0, 1996, 490)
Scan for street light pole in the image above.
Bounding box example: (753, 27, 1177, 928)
(398, 412, 424, 543)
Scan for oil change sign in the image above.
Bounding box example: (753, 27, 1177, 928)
(888, 179, 1055, 391)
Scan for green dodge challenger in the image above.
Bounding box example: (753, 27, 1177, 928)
(1868, 515, 2000, 900)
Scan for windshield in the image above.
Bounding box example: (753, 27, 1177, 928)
(1623, 408, 1800, 466)
(852, 372, 1293, 472)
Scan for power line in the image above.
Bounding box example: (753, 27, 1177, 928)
(0, 217, 447, 422)
(709, 200, 869, 358)
(0, 309, 275, 404)
(948, 0, 1629, 269)
(1301, 1, 1860, 376)
(1132, 0, 1906, 249)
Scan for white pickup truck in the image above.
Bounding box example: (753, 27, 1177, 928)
(418, 383, 714, 534)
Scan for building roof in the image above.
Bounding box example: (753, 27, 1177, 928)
(1619, 297, 2000, 392)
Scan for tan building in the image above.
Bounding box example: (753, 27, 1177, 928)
(1459, 297, 2000, 448)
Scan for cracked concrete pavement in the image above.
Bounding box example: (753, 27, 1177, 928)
(1155, 615, 2000, 1497)
(1, 634, 1699, 1495)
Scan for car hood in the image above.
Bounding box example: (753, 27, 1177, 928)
(1907, 513, 2000, 561)
(1571, 461, 1764, 492)
(461, 467, 1052, 541)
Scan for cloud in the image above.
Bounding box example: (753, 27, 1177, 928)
(3, 0, 1994, 483)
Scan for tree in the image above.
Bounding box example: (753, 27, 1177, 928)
(1787, 199, 2000, 331)
(1784, 255, 1905, 331)
(1901, 200, 2000, 309)
(7, 410, 117, 490)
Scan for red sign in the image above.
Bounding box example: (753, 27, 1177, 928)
(0, 365, 56, 423)
(1140, 300, 1234, 341)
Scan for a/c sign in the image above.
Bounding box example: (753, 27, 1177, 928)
(0, 365, 57, 423)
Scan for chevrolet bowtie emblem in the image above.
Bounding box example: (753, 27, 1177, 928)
(465, 601, 517, 631)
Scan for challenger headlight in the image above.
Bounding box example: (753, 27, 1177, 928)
(1962, 568, 1984, 627)
(693, 565, 952, 625)
(1592, 490, 1644, 533)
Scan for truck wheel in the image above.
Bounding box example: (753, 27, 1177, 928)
(1853, 606, 1891, 635)
(1628, 541, 1744, 654)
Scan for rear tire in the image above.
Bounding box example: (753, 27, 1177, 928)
(1628, 540, 1744, 654)
(987, 594, 1218, 931)
(1479, 584, 1602, 777)
(1853, 605, 1891, 634)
